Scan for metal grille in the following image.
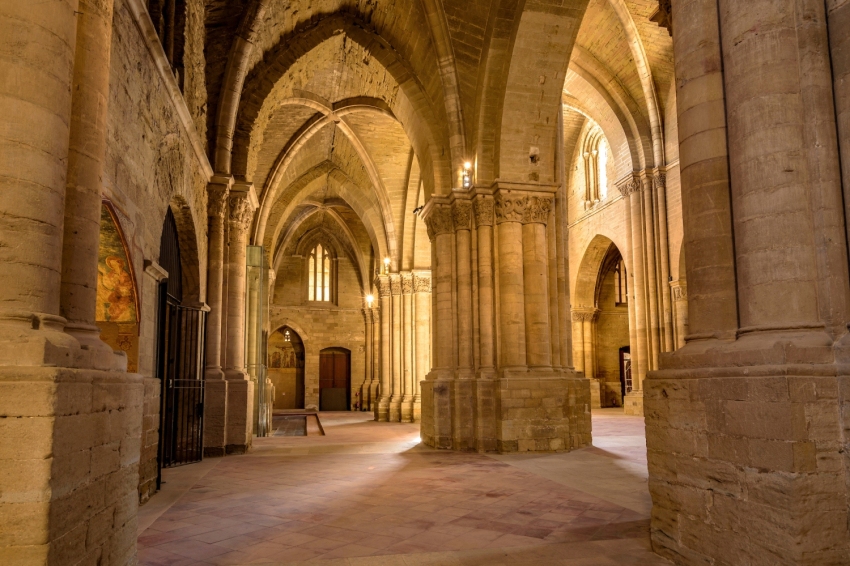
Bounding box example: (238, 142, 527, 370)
(624, 358, 633, 395)
(158, 295, 207, 469)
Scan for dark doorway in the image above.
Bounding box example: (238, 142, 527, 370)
(157, 208, 206, 480)
(319, 348, 350, 411)
(619, 347, 632, 402)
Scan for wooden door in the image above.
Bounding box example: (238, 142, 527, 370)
(319, 349, 350, 411)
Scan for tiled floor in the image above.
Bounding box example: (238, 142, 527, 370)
(137, 409, 670, 565)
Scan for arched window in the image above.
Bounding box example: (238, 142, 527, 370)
(580, 126, 609, 208)
(614, 259, 628, 305)
(308, 244, 332, 302)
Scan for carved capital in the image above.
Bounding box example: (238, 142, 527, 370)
(473, 197, 494, 227)
(616, 176, 642, 199)
(390, 274, 402, 296)
(413, 272, 432, 293)
(376, 276, 392, 298)
(229, 193, 254, 234)
(208, 185, 230, 219)
(572, 308, 600, 322)
(452, 202, 472, 231)
(401, 273, 414, 295)
(523, 196, 553, 225)
(653, 171, 667, 192)
(494, 194, 527, 224)
(424, 204, 453, 240)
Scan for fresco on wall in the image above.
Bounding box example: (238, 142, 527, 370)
(96, 203, 140, 372)
(97, 205, 137, 323)
(268, 330, 300, 369)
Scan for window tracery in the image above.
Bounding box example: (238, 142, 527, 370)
(580, 126, 609, 209)
(308, 244, 333, 302)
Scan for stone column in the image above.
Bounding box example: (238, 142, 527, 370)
(494, 193, 527, 369)
(522, 197, 553, 368)
(413, 272, 431, 422)
(371, 306, 381, 413)
(473, 197, 496, 373)
(362, 306, 374, 411)
(619, 178, 649, 414)
(640, 178, 661, 369)
(572, 308, 599, 408)
(59, 0, 120, 368)
(654, 171, 675, 352)
(401, 273, 415, 422)
(223, 184, 257, 454)
(389, 274, 403, 422)
(203, 177, 230, 456)
(375, 275, 391, 422)
(453, 201, 475, 376)
(648, 1, 850, 563)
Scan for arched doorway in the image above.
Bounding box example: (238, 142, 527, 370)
(267, 326, 305, 410)
(319, 348, 351, 411)
(573, 236, 631, 408)
(157, 207, 207, 471)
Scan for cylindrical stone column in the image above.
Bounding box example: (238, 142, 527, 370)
(721, 0, 849, 333)
(654, 172, 675, 352)
(625, 183, 649, 390)
(371, 306, 381, 410)
(522, 197, 552, 368)
(672, 0, 739, 341)
(390, 274, 403, 422)
(0, 1, 76, 331)
(641, 181, 661, 370)
(363, 306, 373, 411)
(453, 202, 474, 375)
(401, 273, 414, 422)
(547, 206, 562, 368)
(428, 205, 455, 370)
(376, 276, 391, 421)
(224, 191, 254, 379)
(60, 0, 117, 357)
(495, 193, 527, 369)
(205, 180, 230, 379)
(413, 272, 431, 414)
(473, 198, 496, 371)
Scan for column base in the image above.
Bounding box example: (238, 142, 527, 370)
(647, 333, 850, 565)
(623, 389, 644, 415)
(401, 396, 415, 423)
(374, 398, 390, 422)
(203, 379, 228, 457)
(421, 369, 592, 453)
(0, 366, 143, 565)
(389, 398, 402, 422)
(589, 378, 602, 409)
(224, 377, 253, 454)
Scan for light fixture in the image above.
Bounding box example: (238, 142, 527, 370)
(284, 329, 291, 342)
(383, 257, 391, 273)
(366, 294, 374, 307)
(462, 161, 473, 189)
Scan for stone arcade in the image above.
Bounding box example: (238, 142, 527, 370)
(1, 0, 849, 564)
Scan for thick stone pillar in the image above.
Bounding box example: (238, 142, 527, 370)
(389, 274, 403, 422)
(648, 1, 850, 563)
(420, 184, 590, 454)
(375, 276, 391, 422)
(0, 2, 142, 563)
(413, 272, 431, 422)
(203, 178, 230, 456)
(401, 274, 415, 422)
(223, 184, 257, 454)
(371, 307, 381, 412)
(362, 306, 374, 411)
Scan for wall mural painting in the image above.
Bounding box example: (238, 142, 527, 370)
(96, 202, 140, 372)
(268, 330, 299, 369)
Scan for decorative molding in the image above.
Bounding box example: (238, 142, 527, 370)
(229, 193, 254, 233)
(671, 281, 687, 302)
(401, 273, 414, 294)
(523, 196, 553, 225)
(452, 202, 472, 231)
(424, 204, 453, 239)
(473, 197, 495, 227)
(653, 171, 667, 191)
(413, 272, 432, 293)
(208, 184, 230, 219)
(616, 175, 642, 199)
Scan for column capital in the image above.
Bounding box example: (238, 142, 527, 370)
(571, 307, 600, 322)
(390, 274, 403, 296)
(401, 273, 414, 295)
(493, 192, 553, 225)
(375, 275, 392, 298)
(616, 174, 642, 199)
(228, 183, 259, 234)
(472, 196, 495, 227)
(423, 201, 453, 239)
(413, 271, 432, 293)
(208, 175, 233, 219)
(452, 201, 472, 231)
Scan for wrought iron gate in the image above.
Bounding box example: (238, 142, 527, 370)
(158, 291, 207, 469)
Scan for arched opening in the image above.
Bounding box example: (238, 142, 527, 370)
(267, 326, 305, 410)
(319, 347, 351, 411)
(573, 236, 631, 409)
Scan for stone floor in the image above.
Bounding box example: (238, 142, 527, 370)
(137, 409, 669, 565)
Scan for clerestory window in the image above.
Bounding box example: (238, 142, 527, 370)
(308, 244, 332, 302)
(614, 259, 628, 305)
(581, 126, 609, 208)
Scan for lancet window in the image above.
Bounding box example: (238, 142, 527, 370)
(308, 244, 333, 302)
(581, 126, 609, 207)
